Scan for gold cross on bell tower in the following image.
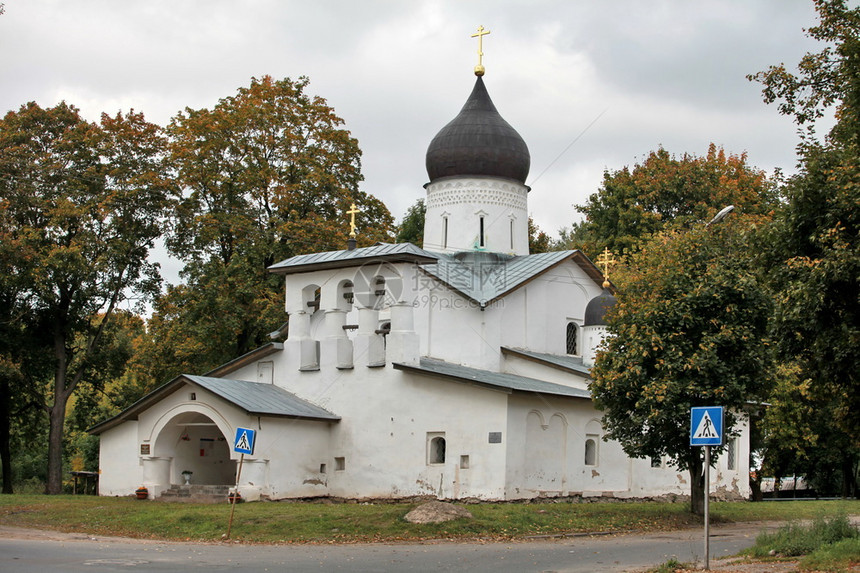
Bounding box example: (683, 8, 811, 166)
(471, 25, 491, 76)
(346, 203, 360, 238)
(596, 248, 616, 289)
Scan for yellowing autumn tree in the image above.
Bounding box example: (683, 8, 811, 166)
(139, 76, 395, 385)
(560, 144, 777, 259)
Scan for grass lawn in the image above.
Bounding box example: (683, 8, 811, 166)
(0, 495, 857, 544)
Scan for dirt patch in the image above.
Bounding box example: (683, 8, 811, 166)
(676, 558, 801, 572)
(672, 556, 860, 572)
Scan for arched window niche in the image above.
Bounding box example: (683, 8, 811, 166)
(584, 436, 598, 466)
(584, 419, 602, 467)
(566, 322, 578, 355)
(427, 433, 446, 465)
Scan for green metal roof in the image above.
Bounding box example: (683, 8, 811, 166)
(393, 357, 591, 399)
(183, 376, 340, 421)
(501, 347, 592, 378)
(269, 242, 438, 275)
(420, 250, 605, 306)
(89, 375, 339, 434)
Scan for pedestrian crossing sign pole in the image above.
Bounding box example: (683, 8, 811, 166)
(227, 427, 257, 539)
(691, 406, 724, 571)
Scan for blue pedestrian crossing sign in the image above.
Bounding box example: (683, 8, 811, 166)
(690, 407, 725, 446)
(233, 427, 256, 455)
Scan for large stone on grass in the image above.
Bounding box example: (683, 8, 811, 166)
(404, 501, 473, 524)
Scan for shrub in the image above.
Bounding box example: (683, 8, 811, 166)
(746, 512, 858, 558)
(800, 537, 860, 572)
(648, 558, 688, 572)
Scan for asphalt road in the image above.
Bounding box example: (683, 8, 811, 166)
(0, 522, 777, 572)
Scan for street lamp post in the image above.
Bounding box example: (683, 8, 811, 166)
(706, 205, 735, 228)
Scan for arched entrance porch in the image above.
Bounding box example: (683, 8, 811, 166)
(153, 411, 236, 486)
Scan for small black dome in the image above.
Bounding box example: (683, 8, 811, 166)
(584, 289, 617, 326)
(426, 76, 530, 184)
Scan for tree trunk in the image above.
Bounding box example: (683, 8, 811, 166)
(45, 397, 68, 495)
(0, 378, 12, 494)
(749, 470, 763, 502)
(46, 329, 72, 495)
(689, 451, 705, 515)
(842, 454, 858, 499)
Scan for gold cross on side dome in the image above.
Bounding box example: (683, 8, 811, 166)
(596, 248, 616, 288)
(471, 25, 491, 76)
(346, 203, 360, 238)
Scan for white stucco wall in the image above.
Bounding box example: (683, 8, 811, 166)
(505, 395, 628, 498)
(253, 417, 334, 500)
(413, 259, 604, 372)
(98, 420, 140, 496)
(416, 285, 503, 370)
(208, 331, 515, 501)
(502, 394, 751, 500)
(256, 358, 511, 500)
(498, 264, 598, 355)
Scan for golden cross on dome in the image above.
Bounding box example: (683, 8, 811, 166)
(471, 25, 491, 76)
(346, 203, 360, 238)
(596, 248, 616, 288)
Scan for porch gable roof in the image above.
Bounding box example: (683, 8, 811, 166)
(89, 375, 340, 435)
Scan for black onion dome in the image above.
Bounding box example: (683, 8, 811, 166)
(584, 289, 617, 326)
(426, 76, 530, 184)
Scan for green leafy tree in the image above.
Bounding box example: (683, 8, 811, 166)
(750, 0, 859, 496)
(0, 247, 54, 492)
(0, 102, 171, 493)
(64, 311, 146, 477)
(0, 312, 32, 493)
(528, 217, 551, 254)
(759, 363, 857, 497)
(589, 221, 773, 514)
(560, 144, 777, 259)
(395, 199, 425, 247)
(65, 311, 147, 430)
(145, 76, 395, 380)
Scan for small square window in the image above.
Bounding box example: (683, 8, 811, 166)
(460, 455, 470, 469)
(335, 457, 345, 471)
(320, 463, 327, 474)
(189, 392, 196, 401)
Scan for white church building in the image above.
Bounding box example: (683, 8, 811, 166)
(91, 61, 750, 502)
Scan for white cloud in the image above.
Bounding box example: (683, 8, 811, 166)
(1, 0, 821, 262)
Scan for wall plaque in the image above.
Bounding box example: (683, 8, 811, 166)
(140, 443, 150, 455)
(488, 432, 502, 444)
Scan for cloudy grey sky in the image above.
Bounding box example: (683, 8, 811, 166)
(1, 1, 821, 281)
